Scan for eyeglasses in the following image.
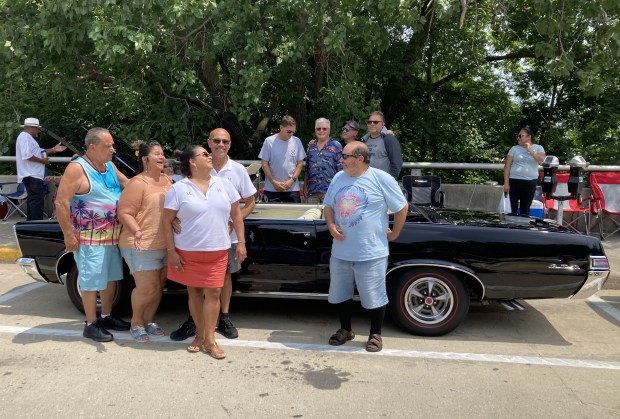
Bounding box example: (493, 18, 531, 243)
(286, 130, 296, 135)
(211, 138, 231, 145)
(99, 171, 119, 191)
(341, 153, 359, 160)
(368, 120, 382, 125)
(194, 151, 210, 158)
(341, 127, 351, 132)
(315, 127, 328, 131)
(517, 134, 529, 138)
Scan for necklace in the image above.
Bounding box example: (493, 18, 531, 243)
(82, 155, 105, 172)
(81, 155, 118, 191)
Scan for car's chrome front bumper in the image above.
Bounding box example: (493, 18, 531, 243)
(571, 270, 610, 299)
(15, 257, 46, 282)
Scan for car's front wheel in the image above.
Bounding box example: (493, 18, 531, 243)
(65, 264, 127, 314)
(389, 268, 470, 336)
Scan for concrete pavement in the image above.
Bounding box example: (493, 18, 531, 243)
(0, 262, 619, 418)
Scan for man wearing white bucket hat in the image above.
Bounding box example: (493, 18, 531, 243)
(15, 117, 66, 220)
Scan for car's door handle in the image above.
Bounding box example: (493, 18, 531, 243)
(290, 232, 311, 237)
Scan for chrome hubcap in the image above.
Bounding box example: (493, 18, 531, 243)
(404, 276, 454, 325)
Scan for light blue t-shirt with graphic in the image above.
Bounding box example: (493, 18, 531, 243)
(324, 167, 408, 261)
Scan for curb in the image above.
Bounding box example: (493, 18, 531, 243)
(0, 247, 21, 264)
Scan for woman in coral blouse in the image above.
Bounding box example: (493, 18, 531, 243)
(118, 140, 173, 342)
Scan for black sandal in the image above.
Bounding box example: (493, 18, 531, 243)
(329, 328, 355, 346)
(366, 334, 383, 352)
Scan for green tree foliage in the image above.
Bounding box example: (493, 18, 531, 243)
(0, 0, 618, 180)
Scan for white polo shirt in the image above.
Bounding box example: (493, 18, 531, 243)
(16, 131, 45, 182)
(164, 176, 241, 251)
(211, 157, 257, 243)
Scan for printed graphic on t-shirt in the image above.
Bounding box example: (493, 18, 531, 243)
(366, 143, 376, 157)
(335, 185, 369, 228)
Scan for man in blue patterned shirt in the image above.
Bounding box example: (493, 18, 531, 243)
(303, 118, 343, 203)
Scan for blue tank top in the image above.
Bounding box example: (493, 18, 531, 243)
(70, 157, 122, 245)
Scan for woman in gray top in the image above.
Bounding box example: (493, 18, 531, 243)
(503, 126, 546, 215)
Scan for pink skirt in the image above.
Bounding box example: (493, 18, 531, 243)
(167, 249, 227, 288)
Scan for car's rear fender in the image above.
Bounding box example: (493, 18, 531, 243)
(387, 259, 485, 300)
(56, 251, 75, 285)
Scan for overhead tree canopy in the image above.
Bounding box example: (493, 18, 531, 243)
(1, 0, 619, 180)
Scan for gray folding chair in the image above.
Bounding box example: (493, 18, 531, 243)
(402, 175, 445, 208)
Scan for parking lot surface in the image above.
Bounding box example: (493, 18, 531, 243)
(1, 262, 619, 418)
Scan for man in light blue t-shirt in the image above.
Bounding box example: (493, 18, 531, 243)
(324, 142, 408, 352)
(258, 115, 306, 203)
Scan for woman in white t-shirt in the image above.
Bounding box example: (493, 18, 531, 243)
(162, 145, 246, 359)
(503, 126, 546, 215)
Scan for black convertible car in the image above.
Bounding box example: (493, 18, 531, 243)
(13, 203, 610, 336)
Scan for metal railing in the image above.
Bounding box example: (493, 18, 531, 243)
(1, 156, 619, 172)
(0, 156, 74, 164)
(235, 161, 620, 173)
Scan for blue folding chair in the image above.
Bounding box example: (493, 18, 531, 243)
(0, 182, 28, 221)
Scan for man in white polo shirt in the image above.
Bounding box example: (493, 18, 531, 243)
(15, 117, 66, 220)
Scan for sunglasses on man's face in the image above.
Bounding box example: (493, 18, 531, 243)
(315, 127, 328, 132)
(286, 130, 296, 135)
(341, 153, 359, 160)
(211, 138, 231, 145)
(368, 120, 382, 125)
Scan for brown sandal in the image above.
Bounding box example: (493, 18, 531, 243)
(329, 328, 355, 346)
(187, 336, 203, 353)
(202, 342, 226, 359)
(366, 334, 383, 352)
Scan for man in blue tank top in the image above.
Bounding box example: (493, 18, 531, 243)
(55, 128, 131, 342)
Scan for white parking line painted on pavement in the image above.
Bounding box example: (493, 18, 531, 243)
(1, 325, 619, 371)
(587, 295, 620, 323)
(0, 283, 45, 304)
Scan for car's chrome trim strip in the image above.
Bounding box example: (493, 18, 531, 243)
(231, 291, 360, 301)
